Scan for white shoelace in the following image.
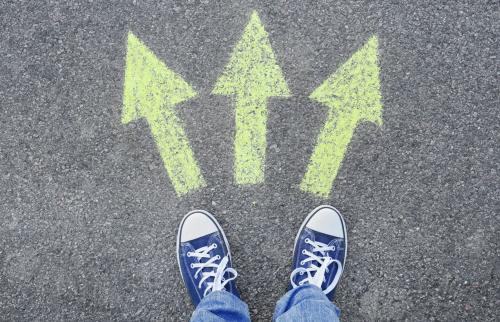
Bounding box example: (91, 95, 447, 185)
(290, 238, 343, 295)
(187, 243, 237, 297)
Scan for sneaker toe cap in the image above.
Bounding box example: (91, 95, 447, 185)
(180, 211, 218, 242)
(306, 206, 345, 238)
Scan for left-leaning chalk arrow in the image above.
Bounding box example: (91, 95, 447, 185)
(122, 32, 205, 196)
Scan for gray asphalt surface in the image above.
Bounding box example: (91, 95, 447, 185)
(0, 0, 498, 321)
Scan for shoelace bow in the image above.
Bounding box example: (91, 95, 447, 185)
(290, 238, 343, 294)
(188, 243, 237, 297)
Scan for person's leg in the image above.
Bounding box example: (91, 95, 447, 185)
(273, 205, 347, 322)
(273, 285, 340, 322)
(191, 290, 250, 322)
(177, 210, 250, 322)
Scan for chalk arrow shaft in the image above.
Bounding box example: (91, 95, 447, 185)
(300, 110, 359, 197)
(143, 108, 205, 195)
(234, 96, 267, 184)
(123, 32, 205, 195)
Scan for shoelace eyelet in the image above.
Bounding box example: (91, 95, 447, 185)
(187, 252, 192, 257)
(291, 239, 343, 294)
(188, 247, 238, 296)
(305, 238, 311, 243)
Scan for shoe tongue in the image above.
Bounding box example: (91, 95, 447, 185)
(308, 228, 338, 246)
(185, 232, 220, 250)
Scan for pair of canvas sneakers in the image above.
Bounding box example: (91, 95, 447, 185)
(177, 205, 347, 306)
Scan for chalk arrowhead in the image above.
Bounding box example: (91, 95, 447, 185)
(122, 32, 197, 124)
(310, 36, 383, 125)
(212, 11, 290, 99)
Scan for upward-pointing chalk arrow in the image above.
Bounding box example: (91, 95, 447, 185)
(301, 36, 383, 198)
(122, 32, 205, 196)
(213, 11, 290, 184)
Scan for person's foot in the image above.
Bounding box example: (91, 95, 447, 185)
(290, 205, 347, 300)
(177, 210, 239, 306)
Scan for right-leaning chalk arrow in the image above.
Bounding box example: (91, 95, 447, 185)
(300, 36, 383, 198)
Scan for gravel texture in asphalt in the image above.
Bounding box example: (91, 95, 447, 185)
(0, 0, 498, 321)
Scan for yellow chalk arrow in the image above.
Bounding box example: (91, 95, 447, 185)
(301, 36, 383, 198)
(213, 11, 290, 184)
(122, 32, 205, 196)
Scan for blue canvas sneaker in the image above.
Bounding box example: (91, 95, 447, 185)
(290, 205, 347, 300)
(177, 210, 239, 306)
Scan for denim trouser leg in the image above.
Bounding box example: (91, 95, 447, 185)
(190, 290, 251, 322)
(190, 285, 340, 322)
(273, 285, 341, 322)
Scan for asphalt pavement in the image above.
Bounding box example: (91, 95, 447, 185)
(0, 0, 498, 321)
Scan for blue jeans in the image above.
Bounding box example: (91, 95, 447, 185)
(190, 284, 341, 322)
